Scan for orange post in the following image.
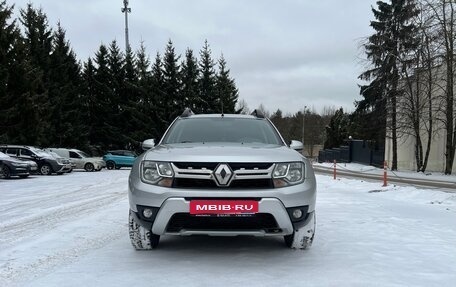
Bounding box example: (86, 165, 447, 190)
(383, 161, 388, 187)
(333, 159, 337, 180)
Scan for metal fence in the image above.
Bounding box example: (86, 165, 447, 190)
(318, 140, 384, 167)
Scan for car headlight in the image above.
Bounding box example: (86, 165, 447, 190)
(272, 162, 305, 187)
(141, 161, 174, 187)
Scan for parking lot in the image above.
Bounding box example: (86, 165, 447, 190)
(1, 170, 455, 286)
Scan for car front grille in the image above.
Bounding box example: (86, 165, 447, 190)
(166, 213, 279, 233)
(171, 162, 274, 189)
(172, 178, 273, 189)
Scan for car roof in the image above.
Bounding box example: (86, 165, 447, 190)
(179, 114, 261, 119)
(0, 145, 35, 149)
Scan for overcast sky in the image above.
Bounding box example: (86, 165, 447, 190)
(12, 0, 377, 115)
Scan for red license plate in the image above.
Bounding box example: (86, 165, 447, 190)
(190, 200, 259, 215)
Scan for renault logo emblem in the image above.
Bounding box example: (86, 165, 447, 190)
(214, 164, 233, 186)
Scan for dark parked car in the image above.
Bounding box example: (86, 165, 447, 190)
(0, 145, 68, 175)
(103, 150, 137, 170)
(0, 151, 31, 179)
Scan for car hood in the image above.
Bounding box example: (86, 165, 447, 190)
(143, 143, 304, 163)
(1, 156, 28, 164)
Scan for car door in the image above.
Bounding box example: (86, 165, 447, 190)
(19, 148, 36, 162)
(108, 151, 122, 165)
(69, 151, 84, 169)
(122, 151, 136, 166)
(116, 151, 129, 166)
(5, 148, 19, 159)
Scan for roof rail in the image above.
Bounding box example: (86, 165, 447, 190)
(251, 109, 265, 118)
(181, 108, 194, 117)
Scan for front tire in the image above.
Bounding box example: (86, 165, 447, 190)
(284, 212, 316, 249)
(84, 163, 95, 172)
(129, 210, 160, 250)
(1, 165, 11, 179)
(106, 161, 115, 170)
(40, 164, 52, 175)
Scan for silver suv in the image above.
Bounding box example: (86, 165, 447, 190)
(128, 109, 317, 250)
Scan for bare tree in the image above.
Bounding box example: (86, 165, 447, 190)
(398, 0, 442, 172)
(236, 98, 250, 115)
(425, 0, 456, 174)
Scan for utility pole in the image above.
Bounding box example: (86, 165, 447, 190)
(302, 106, 307, 155)
(121, 0, 131, 51)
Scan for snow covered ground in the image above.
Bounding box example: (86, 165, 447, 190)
(0, 170, 455, 287)
(314, 162, 456, 183)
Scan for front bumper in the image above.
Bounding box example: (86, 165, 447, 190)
(157, 198, 293, 236)
(59, 163, 73, 172)
(129, 177, 316, 237)
(54, 164, 68, 173)
(129, 177, 316, 212)
(93, 161, 105, 170)
(9, 165, 30, 176)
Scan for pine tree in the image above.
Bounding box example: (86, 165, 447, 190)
(151, 52, 166, 138)
(19, 4, 54, 146)
(0, 0, 24, 143)
(197, 40, 217, 113)
(82, 58, 96, 149)
(358, 0, 419, 170)
(132, 42, 155, 146)
(180, 48, 199, 111)
(90, 44, 112, 149)
(48, 23, 85, 147)
(162, 39, 181, 120)
(104, 40, 124, 149)
(122, 46, 145, 148)
(216, 54, 238, 114)
(324, 108, 349, 149)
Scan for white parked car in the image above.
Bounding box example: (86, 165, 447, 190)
(44, 148, 105, 172)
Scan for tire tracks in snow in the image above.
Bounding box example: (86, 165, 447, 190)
(0, 191, 126, 249)
(0, 171, 131, 286)
(0, 216, 127, 286)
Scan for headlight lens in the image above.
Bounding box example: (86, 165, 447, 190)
(141, 161, 174, 186)
(272, 162, 305, 187)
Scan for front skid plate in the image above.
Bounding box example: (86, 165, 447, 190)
(151, 198, 295, 235)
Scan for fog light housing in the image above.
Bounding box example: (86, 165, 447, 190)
(143, 208, 154, 218)
(286, 206, 309, 223)
(292, 209, 303, 219)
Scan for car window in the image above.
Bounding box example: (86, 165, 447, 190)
(69, 151, 81, 158)
(123, 151, 136, 157)
(6, 148, 18, 156)
(20, 149, 34, 156)
(162, 117, 283, 145)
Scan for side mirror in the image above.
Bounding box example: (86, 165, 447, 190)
(289, 140, 303, 152)
(142, 139, 156, 150)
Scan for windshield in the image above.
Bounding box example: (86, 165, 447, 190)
(162, 117, 283, 145)
(30, 147, 52, 157)
(77, 150, 91, 158)
(49, 152, 62, 159)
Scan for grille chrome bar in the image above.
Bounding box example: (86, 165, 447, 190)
(172, 163, 213, 179)
(171, 162, 275, 188)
